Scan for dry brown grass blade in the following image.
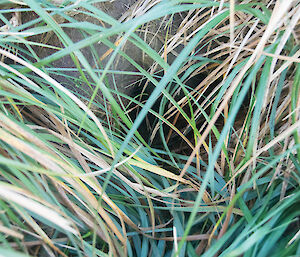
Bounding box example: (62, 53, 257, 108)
(129, 158, 210, 203)
(0, 112, 54, 155)
(280, 160, 294, 200)
(224, 119, 300, 188)
(56, 185, 107, 242)
(253, 0, 294, 62)
(54, 181, 120, 256)
(56, 178, 127, 245)
(267, 133, 290, 190)
(215, 174, 235, 243)
(0, 223, 24, 240)
(0, 127, 67, 174)
(0, 61, 40, 90)
(229, 45, 300, 64)
(0, 185, 77, 234)
(129, 157, 213, 202)
(271, 49, 300, 81)
(12, 204, 69, 257)
(8, 237, 69, 248)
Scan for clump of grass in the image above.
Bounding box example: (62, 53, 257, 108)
(0, 0, 299, 256)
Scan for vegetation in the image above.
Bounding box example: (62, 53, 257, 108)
(0, 0, 299, 256)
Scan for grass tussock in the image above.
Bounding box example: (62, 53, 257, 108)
(0, 0, 299, 256)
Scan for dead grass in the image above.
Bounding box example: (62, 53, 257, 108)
(0, 0, 299, 256)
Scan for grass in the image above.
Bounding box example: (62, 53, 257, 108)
(0, 0, 299, 256)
